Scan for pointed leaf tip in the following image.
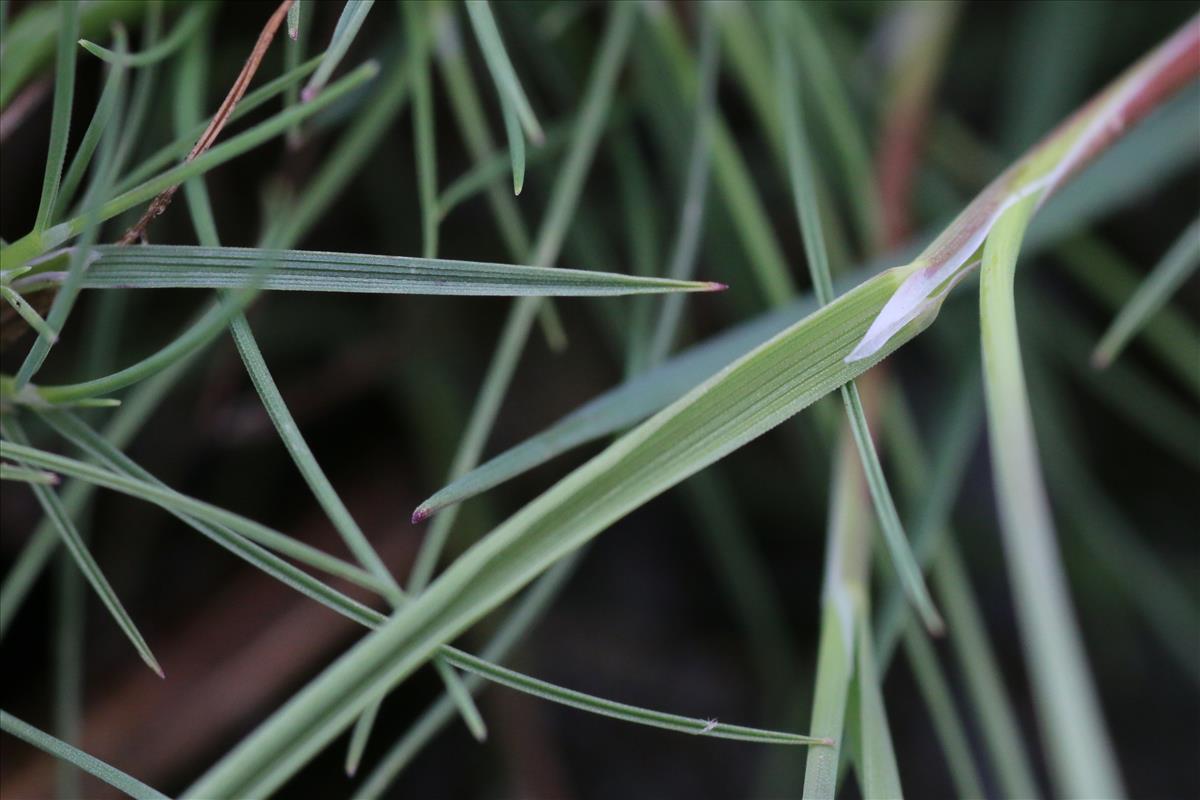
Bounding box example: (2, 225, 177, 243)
(411, 507, 431, 524)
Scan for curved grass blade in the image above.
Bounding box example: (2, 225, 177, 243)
(465, 0, 544, 147)
(51, 32, 127, 223)
(1092, 216, 1200, 368)
(848, 17, 1200, 363)
(302, 0, 374, 102)
(78, 2, 212, 67)
(1, 711, 169, 800)
(439, 646, 829, 746)
(23, 244, 723, 296)
(980, 196, 1123, 798)
(2, 420, 162, 677)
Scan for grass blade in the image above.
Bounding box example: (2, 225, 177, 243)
(0, 352, 198, 642)
(853, 613, 902, 800)
(31, 0, 78, 233)
(464, 0, 543, 145)
(1056, 234, 1200, 395)
(439, 646, 829, 747)
(645, 4, 719, 366)
(2, 419, 162, 677)
(899, 623, 986, 800)
(353, 558, 578, 799)
(0, 285, 57, 342)
(1, 711, 169, 800)
(936, 542, 1042, 799)
(0, 438, 387, 595)
(78, 2, 211, 67)
(406, 2, 639, 591)
(0, 462, 59, 484)
(802, 442, 867, 800)
(1092, 216, 1200, 368)
(302, 0, 374, 102)
(773, 0, 940, 633)
(980, 195, 1123, 797)
(19, 244, 722, 296)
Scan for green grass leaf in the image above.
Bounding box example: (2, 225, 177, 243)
(31, 1, 79, 233)
(1, 711, 169, 800)
(773, 0, 941, 633)
(1, 419, 162, 677)
(440, 646, 830, 747)
(302, 0, 374, 102)
(0, 437, 388, 596)
(78, 2, 211, 67)
(0, 462, 59, 485)
(980, 195, 1123, 798)
(20, 244, 722, 296)
(464, 0, 543, 143)
(1092, 216, 1200, 368)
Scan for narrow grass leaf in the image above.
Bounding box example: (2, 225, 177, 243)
(1092, 216, 1200, 368)
(78, 2, 212, 67)
(1, 711, 169, 800)
(0, 352, 199, 642)
(773, 2, 941, 633)
(900, 624, 987, 800)
(464, 0, 544, 143)
(645, 5, 718, 366)
(302, 0, 374, 102)
(52, 35, 126, 222)
(2, 420, 162, 677)
(32, 0, 79, 233)
(853, 613, 902, 800)
(406, 3, 639, 591)
(22, 244, 722, 296)
(0, 462, 59, 484)
(1, 285, 57, 341)
(440, 646, 829, 746)
(0, 439, 388, 595)
(1058, 234, 1200, 397)
(848, 19, 1200, 363)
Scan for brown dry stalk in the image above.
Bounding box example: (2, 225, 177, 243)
(117, 0, 295, 246)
